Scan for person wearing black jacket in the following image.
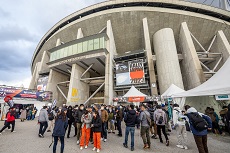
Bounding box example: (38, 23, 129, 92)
(123, 105, 138, 151)
(91, 111, 102, 153)
(74, 104, 85, 144)
(66, 106, 74, 138)
(115, 108, 123, 137)
(226, 104, 230, 134)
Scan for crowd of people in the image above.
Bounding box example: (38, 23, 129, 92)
(1, 102, 230, 153)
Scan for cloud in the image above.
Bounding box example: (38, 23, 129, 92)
(0, 0, 104, 88)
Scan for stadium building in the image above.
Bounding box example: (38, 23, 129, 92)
(29, 0, 230, 107)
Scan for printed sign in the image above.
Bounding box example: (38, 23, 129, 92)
(37, 76, 49, 91)
(116, 59, 145, 86)
(0, 87, 52, 101)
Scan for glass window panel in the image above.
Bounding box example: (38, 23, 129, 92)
(100, 37, 105, 48)
(63, 47, 68, 57)
(78, 42, 82, 53)
(82, 41, 88, 52)
(73, 44, 78, 55)
(59, 48, 64, 58)
(88, 39, 94, 51)
(53, 51, 57, 61)
(50, 53, 54, 61)
(56, 50, 60, 59)
(68, 46, 73, 56)
(94, 38, 100, 50)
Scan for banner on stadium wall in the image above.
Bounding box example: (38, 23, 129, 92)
(37, 76, 49, 91)
(116, 59, 145, 86)
(0, 87, 52, 101)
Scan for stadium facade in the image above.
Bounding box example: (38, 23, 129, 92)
(29, 0, 230, 107)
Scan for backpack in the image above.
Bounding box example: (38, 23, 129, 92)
(187, 112, 208, 131)
(48, 112, 54, 121)
(158, 115, 164, 125)
(144, 111, 151, 125)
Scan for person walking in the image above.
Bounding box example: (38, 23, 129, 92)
(66, 106, 74, 138)
(74, 104, 85, 145)
(123, 105, 138, 151)
(139, 105, 151, 149)
(20, 108, 27, 122)
(185, 105, 212, 153)
(172, 104, 188, 149)
(0, 107, 16, 135)
(80, 110, 92, 150)
(100, 105, 108, 142)
(52, 108, 68, 153)
(108, 106, 115, 134)
(47, 109, 56, 132)
(115, 108, 123, 137)
(38, 106, 49, 138)
(154, 105, 169, 146)
(91, 111, 102, 153)
(148, 104, 157, 139)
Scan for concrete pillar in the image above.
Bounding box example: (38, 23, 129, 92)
(29, 62, 41, 89)
(67, 64, 90, 106)
(46, 69, 69, 106)
(40, 51, 49, 73)
(77, 28, 84, 39)
(179, 22, 206, 90)
(104, 20, 117, 105)
(56, 38, 61, 46)
(215, 30, 230, 63)
(153, 28, 184, 94)
(142, 18, 158, 96)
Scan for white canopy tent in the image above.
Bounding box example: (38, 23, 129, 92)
(123, 86, 147, 97)
(173, 57, 230, 98)
(161, 84, 186, 109)
(123, 86, 147, 103)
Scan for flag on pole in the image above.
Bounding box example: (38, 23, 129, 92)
(51, 99, 57, 109)
(4, 95, 14, 108)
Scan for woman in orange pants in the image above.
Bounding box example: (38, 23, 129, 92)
(91, 111, 102, 153)
(80, 110, 92, 150)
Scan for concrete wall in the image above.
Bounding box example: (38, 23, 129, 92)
(179, 22, 206, 90)
(153, 28, 184, 94)
(46, 69, 69, 106)
(67, 64, 90, 106)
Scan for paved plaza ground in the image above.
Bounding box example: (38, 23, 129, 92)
(0, 119, 230, 153)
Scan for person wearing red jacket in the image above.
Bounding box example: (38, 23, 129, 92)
(0, 107, 16, 135)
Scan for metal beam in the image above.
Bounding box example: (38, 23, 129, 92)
(200, 61, 211, 71)
(84, 82, 105, 105)
(206, 35, 216, 53)
(57, 85, 67, 100)
(213, 57, 223, 72)
(190, 32, 206, 52)
(80, 76, 105, 81)
(81, 63, 94, 78)
(57, 81, 70, 85)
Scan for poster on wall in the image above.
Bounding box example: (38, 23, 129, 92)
(116, 59, 145, 86)
(37, 76, 49, 91)
(0, 87, 52, 101)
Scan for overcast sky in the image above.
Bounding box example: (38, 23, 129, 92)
(0, 0, 104, 88)
(0, 0, 227, 88)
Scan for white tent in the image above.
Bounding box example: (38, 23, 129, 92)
(161, 84, 186, 109)
(123, 86, 147, 97)
(162, 84, 185, 97)
(173, 57, 230, 98)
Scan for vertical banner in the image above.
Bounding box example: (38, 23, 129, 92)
(37, 76, 49, 91)
(116, 59, 145, 86)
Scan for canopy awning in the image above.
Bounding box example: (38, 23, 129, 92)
(161, 84, 185, 98)
(123, 86, 147, 102)
(173, 57, 230, 98)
